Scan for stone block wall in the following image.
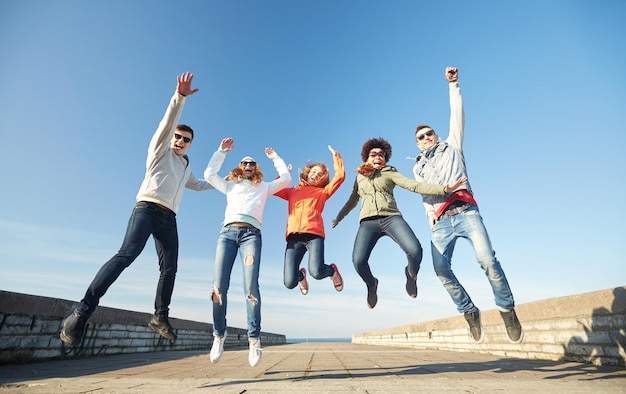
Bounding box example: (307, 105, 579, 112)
(0, 291, 286, 364)
(352, 287, 626, 367)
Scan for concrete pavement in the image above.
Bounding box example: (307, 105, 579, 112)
(1, 342, 625, 393)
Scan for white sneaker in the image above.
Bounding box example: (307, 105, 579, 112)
(248, 337, 262, 367)
(210, 332, 226, 363)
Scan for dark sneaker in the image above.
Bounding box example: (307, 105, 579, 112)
(148, 315, 177, 341)
(298, 268, 309, 295)
(404, 266, 417, 298)
(330, 263, 343, 291)
(367, 278, 379, 309)
(464, 309, 484, 342)
(500, 309, 523, 343)
(60, 308, 89, 347)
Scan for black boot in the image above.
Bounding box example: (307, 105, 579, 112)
(60, 308, 89, 347)
(404, 266, 418, 298)
(367, 278, 379, 309)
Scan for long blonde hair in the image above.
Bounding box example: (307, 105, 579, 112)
(226, 165, 264, 185)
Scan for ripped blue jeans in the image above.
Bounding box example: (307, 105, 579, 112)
(431, 206, 515, 314)
(211, 224, 262, 338)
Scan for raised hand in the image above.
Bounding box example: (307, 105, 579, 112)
(445, 67, 458, 83)
(177, 72, 199, 97)
(219, 137, 234, 152)
(444, 176, 467, 193)
(265, 147, 278, 160)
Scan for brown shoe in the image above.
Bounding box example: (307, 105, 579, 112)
(148, 315, 177, 341)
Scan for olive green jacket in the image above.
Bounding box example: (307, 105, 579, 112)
(335, 165, 445, 223)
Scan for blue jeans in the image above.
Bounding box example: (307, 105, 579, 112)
(79, 201, 178, 318)
(283, 233, 334, 289)
(352, 215, 422, 288)
(431, 206, 515, 313)
(211, 224, 262, 338)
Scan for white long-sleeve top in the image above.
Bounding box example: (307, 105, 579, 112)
(204, 150, 291, 228)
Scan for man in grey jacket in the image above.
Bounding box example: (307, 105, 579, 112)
(60, 72, 213, 347)
(413, 67, 523, 344)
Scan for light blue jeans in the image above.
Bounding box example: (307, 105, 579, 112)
(352, 215, 422, 288)
(431, 206, 515, 313)
(211, 224, 262, 338)
(283, 233, 334, 289)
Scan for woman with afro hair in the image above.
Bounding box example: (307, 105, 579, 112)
(332, 137, 465, 309)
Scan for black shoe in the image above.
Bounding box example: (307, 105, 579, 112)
(464, 309, 484, 342)
(500, 309, 523, 343)
(367, 278, 378, 309)
(148, 315, 177, 341)
(404, 266, 417, 298)
(60, 308, 89, 347)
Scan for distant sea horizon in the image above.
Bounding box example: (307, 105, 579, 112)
(287, 337, 351, 343)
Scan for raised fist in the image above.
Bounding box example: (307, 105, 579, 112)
(446, 67, 458, 82)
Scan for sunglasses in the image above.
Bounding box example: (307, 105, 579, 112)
(417, 130, 434, 141)
(174, 133, 192, 143)
(241, 161, 257, 167)
(369, 150, 386, 158)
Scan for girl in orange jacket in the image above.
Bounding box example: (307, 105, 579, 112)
(274, 146, 346, 295)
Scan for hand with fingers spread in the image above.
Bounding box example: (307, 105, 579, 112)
(444, 176, 467, 193)
(177, 72, 199, 97)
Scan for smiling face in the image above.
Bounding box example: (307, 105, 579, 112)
(240, 160, 258, 179)
(366, 148, 387, 169)
(415, 127, 439, 151)
(170, 129, 193, 156)
(305, 165, 327, 186)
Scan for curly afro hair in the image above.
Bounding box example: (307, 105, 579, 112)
(360, 137, 392, 162)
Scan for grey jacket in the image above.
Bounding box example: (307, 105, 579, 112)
(136, 91, 213, 213)
(413, 81, 471, 220)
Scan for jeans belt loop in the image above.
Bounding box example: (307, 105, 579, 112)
(148, 201, 174, 216)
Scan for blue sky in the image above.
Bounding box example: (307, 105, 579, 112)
(1, 0, 625, 340)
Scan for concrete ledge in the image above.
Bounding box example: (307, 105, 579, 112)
(352, 286, 626, 367)
(0, 290, 286, 364)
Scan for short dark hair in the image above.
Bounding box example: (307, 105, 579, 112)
(415, 124, 433, 135)
(176, 124, 194, 139)
(361, 137, 392, 162)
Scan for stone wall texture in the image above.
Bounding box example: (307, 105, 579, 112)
(2, 287, 625, 367)
(0, 291, 286, 364)
(352, 286, 626, 367)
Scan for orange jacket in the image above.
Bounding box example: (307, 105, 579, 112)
(274, 153, 345, 240)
